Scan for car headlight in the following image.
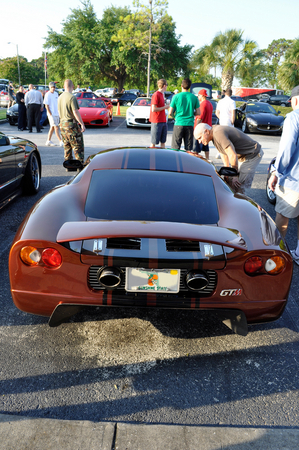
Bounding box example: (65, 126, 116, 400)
(246, 117, 258, 126)
(127, 112, 134, 118)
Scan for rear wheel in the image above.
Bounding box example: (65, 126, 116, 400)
(23, 152, 40, 194)
(281, 103, 286, 107)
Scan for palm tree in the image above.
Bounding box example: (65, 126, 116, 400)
(278, 39, 299, 91)
(192, 29, 258, 90)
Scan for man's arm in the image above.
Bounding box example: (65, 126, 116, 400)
(73, 109, 86, 132)
(216, 109, 220, 119)
(152, 104, 169, 112)
(169, 106, 174, 117)
(231, 109, 236, 125)
(224, 145, 241, 190)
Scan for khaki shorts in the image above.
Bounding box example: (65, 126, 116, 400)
(275, 185, 299, 218)
(48, 114, 60, 127)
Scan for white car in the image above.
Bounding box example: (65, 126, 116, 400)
(126, 97, 169, 128)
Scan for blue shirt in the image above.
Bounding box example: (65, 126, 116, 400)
(275, 108, 299, 192)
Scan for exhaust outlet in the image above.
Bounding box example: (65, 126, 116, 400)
(98, 267, 122, 289)
(186, 271, 209, 291)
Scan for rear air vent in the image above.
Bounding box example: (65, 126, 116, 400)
(166, 239, 200, 252)
(106, 238, 141, 250)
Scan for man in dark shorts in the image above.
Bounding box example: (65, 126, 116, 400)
(58, 79, 86, 166)
(149, 78, 169, 148)
(193, 89, 213, 159)
(194, 123, 263, 195)
(169, 78, 200, 150)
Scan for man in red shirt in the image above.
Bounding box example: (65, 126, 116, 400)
(193, 89, 213, 159)
(150, 78, 169, 148)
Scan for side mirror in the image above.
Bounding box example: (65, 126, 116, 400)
(218, 167, 238, 177)
(277, 110, 281, 114)
(0, 135, 10, 146)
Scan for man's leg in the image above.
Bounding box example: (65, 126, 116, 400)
(171, 125, 183, 149)
(183, 126, 194, 151)
(275, 212, 289, 238)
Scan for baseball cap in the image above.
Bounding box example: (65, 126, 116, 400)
(49, 82, 55, 88)
(198, 89, 208, 96)
(290, 85, 299, 98)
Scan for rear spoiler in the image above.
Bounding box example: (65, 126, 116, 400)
(56, 221, 247, 251)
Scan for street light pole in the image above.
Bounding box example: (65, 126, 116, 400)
(8, 42, 21, 85)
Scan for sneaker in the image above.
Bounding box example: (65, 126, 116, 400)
(59, 140, 64, 147)
(215, 153, 221, 159)
(46, 140, 56, 146)
(290, 250, 299, 265)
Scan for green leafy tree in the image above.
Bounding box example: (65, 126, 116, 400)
(262, 38, 294, 88)
(45, 0, 102, 87)
(192, 29, 258, 90)
(278, 39, 299, 91)
(112, 0, 191, 95)
(0, 56, 44, 85)
(236, 47, 266, 87)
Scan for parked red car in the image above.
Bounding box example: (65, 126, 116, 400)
(77, 98, 110, 127)
(74, 92, 113, 122)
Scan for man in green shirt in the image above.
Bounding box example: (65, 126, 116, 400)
(169, 78, 200, 150)
(58, 79, 86, 164)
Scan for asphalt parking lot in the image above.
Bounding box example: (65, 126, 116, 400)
(1, 117, 299, 438)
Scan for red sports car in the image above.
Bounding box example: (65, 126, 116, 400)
(9, 148, 293, 335)
(74, 92, 113, 122)
(77, 98, 110, 127)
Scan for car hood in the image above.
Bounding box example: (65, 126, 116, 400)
(127, 106, 150, 117)
(246, 112, 284, 124)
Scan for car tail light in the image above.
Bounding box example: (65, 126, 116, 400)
(42, 248, 62, 267)
(244, 256, 263, 274)
(20, 246, 41, 266)
(265, 256, 285, 274)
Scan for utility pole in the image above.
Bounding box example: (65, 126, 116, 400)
(146, 0, 153, 97)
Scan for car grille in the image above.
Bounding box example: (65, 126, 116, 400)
(106, 237, 141, 250)
(166, 239, 200, 252)
(88, 266, 217, 296)
(135, 118, 150, 124)
(90, 119, 104, 125)
(258, 125, 281, 131)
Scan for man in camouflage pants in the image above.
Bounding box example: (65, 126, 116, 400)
(58, 79, 86, 165)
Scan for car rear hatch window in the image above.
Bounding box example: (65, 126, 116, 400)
(85, 169, 219, 225)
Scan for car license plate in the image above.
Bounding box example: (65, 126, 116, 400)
(125, 268, 180, 293)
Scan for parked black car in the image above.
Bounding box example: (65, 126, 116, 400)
(7, 104, 49, 127)
(266, 95, 291, 107)
(109, 92, 137, 105)
(0, 131, 41, 209)
(235, 101, 284, 135)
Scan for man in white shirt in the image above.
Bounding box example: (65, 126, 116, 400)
(216, 88, 236, 126)
(215, 88, 236, 158)
(44, 82, 63, 146)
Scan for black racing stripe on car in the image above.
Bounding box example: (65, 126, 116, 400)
(124, 148, 151, 170)
(154, 149, 183, 172)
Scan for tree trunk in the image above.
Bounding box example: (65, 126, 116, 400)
(221, 69, 235, 91)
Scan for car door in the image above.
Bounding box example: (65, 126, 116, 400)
(0, 134, 16, 205)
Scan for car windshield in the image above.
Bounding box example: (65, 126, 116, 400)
(85, 169, 219, 225)
(78, 99, 106, 108)
(133, 98, 151, 106)
(246, 103, 277, 114)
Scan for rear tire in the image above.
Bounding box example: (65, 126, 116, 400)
(23, 152, 41, 195)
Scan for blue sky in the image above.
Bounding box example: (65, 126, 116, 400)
(1, 0, 298, 63)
